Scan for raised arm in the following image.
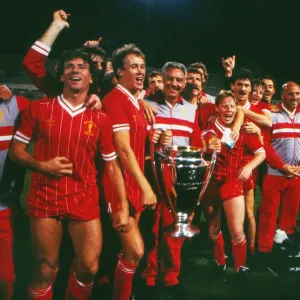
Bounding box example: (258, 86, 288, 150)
(23, 10, 69, 96)
(222, 55, 235, 90)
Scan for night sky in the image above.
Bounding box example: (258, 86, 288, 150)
(1, 0, 300, 83)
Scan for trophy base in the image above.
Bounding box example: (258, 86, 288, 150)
(164, 223, 200, 238)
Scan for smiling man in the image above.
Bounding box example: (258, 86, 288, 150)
(140, 62, 220, 300)
(258, 82, 300, 266)
(9, 48, 127, 300)
(102, 44, 157, 300)
(202, 90, 265, 281)
(230, 69, 272, 255)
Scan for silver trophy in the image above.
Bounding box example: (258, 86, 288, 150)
(151, 130, 217, 238)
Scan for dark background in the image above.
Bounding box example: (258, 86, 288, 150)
(1, 0, 299, 83)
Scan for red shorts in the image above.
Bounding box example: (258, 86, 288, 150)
(101, 171, 143, 214)
(0, 208, 15, 283)
(27, 193, 100, 221)
(243, 174, 255, 192)
(203, 178, 244, 204)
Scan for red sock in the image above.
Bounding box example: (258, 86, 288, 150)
(211, 231, 226, 266)
(65, 273, 94, 300)
(27, 284, 52, 300)
(232, 237, 247, 272)
(1, 282, 14, 300)
(113, 257, 137, 300)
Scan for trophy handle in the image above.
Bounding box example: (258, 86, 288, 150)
(150, 141, 165, 200)
(196, 129, 217, 205)
(150, 134, 178, 218)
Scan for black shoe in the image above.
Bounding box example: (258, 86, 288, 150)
(255, 252, 272, 273)
(91, 283, 112, 300)
(212, 260, 227, 281)
(164, 283, 189, 300)
(236, 266, 250, 286)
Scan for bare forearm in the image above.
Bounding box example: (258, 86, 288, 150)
(247, 151, 266, 171)
(244, 110, 272, 127)
(118, 148, 152, 193)
(39, 21, 65, 48)
(233, 109, 244, 130)
(10, 145, 42, 172)
(105, 160, 128, 208)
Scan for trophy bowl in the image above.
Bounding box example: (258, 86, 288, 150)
(151, 130, 217, 238)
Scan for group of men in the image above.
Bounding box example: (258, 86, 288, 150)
(1, 8, 300, 300)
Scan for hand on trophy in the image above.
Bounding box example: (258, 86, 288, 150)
(160, 130, 172, 146)
(150, 129, 162, 144)
(208, 136, 221, 152)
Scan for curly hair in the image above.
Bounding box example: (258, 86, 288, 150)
(54, 48, 98, 94)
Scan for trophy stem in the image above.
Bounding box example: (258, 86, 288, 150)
(164, 212, 200, 238)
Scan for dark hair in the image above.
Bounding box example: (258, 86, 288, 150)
(251, 78, 264, 89)
(162, 62, 187, 77)
(55, 48, 97, 93)
(82, 46, 107, 71)
(187, 67, 202, 75)
(231, 68, 253, 85)
(148, 70, 162, 79)
(189, 62, 208, 82)
(260, 74, 276, 88)
(112, 44, 145, 79)
(215, 90, 237, 106)
(100, 71, 118, 98)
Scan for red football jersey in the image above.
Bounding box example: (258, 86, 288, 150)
(208, 119, 264, 182)
(102, 84, 148, 212)
(243, 102, 267, 164)
(14, 95, 117, 217)
(196, 103, 216, 131)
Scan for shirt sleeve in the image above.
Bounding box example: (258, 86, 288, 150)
(190, 115, 204, 147)
(98, 113, 117, 161)
(13, 102, 39, 144)
(263, 128, 285, 170)
(244, 133, 265, 155)
(16, 96, 30, 112)
(23, 41, 61, 97)
(197, 103, 217, 131)
(103, 94, 130, 133)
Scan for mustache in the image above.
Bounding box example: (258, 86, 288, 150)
(185, 83, 199, 91)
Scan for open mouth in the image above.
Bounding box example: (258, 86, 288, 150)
(136, 76, 144, 83)
(223, 113, 233, 121)
(70, 76, 81, 83)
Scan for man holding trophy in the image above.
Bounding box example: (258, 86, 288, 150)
(202, 90, 266, 280)
(140, 62, 221, 300)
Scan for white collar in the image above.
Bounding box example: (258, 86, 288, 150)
(242, 101, 251, 110)
(116, 84, 140, 110)
(282, 103, 296, 119)
(58, 94, 86, 117)
(215, 118, 227, 134)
